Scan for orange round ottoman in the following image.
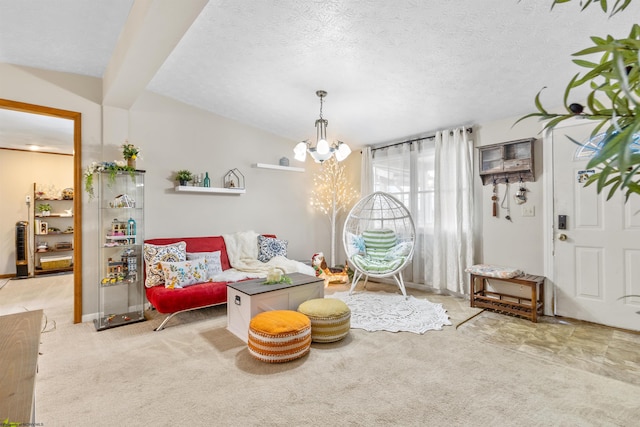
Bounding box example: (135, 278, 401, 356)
(247, 310, 311, 363)
(297, 298, 351, 343)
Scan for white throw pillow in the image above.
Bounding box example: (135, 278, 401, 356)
(187, 251, 223, 280)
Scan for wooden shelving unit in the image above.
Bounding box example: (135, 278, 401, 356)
(478, 138, 535, 185)
(33, 183, 74, 276)
(469, 273, 545, 322)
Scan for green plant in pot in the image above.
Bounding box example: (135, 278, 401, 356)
(37, 203, 51, 216)
(176, 170, 194, 186)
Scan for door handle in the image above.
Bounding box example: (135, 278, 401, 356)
(558, 233, 568, 241)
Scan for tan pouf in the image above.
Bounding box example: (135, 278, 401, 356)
(248, 310, 311, 363)
(297, 298, 351, 343)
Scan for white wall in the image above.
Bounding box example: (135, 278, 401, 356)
(1, 64, 350, 319)
(0, 63, 103, 318)
(127, 91, 332, 260)
(0, 150, 73, 275)
(2, 61, 552, 318)
(474, 116, 545, 275)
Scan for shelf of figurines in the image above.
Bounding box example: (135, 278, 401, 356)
(94, 311, 145, 331)
(100, 275, 138, 287)
(253, 163, 305, 172)
(174, 185, 246, 194)
(103, 238, 138, 247)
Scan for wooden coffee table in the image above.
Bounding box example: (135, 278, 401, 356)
(227, 273, 324, 342)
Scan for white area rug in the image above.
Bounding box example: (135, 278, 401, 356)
(329, 291, 452, 334)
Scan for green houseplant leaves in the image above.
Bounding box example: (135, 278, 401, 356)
(517, 1, 639, 200)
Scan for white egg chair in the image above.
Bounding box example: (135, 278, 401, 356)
(342, 192, 416, 297)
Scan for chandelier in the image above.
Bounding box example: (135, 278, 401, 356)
(293, 90, 351, 163)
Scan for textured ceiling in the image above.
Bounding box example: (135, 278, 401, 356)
(1, 0, 639, 151)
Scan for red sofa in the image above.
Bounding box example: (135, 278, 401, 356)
(144, 236, 233, 331)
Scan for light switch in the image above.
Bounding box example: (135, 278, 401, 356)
(521, 205, 535, 217)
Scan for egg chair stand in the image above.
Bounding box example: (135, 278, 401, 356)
(343, 192, 416, 297)
(349, 268, 410, 297)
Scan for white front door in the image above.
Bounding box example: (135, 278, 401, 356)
(551, 120, 640, 331)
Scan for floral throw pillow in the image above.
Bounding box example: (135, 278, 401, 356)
(160, 259, 208, 289)
(187, 251, 223, 280)
(143, 241, 187, 288)
(257, 235, 288, 262)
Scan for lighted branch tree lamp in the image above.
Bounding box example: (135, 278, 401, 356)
(310, 156, 359, 267)
(293, 90, 352, 163)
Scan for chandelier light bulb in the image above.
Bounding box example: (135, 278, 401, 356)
(335, 142, 352, 162)
(316, 138, 329, 154)
(294, 141, 308, 161)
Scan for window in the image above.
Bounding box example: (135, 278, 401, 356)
(371, 140, 436, 285)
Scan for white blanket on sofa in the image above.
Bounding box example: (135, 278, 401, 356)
(211, 230, 315, 283)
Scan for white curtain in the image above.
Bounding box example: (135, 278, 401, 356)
(360, 146, 373, 197)
(370, 142, 423, 285)
(414, 139, 435, 286)
(369, 128, 474, 293)
(432, 128, 474, 294)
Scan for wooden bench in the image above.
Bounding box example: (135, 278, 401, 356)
(470, 273, 544, 322)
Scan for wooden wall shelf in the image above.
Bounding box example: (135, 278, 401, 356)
(174, 186, 246, 194)
(478, 138, 535, 185)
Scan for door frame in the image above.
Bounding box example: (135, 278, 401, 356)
(0, 98, 83, 323)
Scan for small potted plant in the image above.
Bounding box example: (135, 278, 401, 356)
(37, 203, 51, 216)
(121, 142, 141, 169)
(176, 170, 194, 186)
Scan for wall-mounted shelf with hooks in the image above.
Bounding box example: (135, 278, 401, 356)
(478, 138, 535, 185)
(174, 186, 246, 195)
(253, 163, 305, 173)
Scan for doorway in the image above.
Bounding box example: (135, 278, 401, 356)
(0, 99, 82, 323)
(547, 119, 640, 331)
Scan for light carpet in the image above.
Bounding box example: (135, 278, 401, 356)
(4, 276, 640, 426)
(330, 290, 452, 334)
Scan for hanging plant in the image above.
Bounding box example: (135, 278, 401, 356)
(84, 161, 136, 200)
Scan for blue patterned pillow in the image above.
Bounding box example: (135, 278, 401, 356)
(257, 235, 288, 262)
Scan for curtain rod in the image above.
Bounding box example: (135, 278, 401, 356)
(371, 127, 473, 152)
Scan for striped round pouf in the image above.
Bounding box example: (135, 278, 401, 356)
(248, 310, 311, 363)
(297, 298, 351, 343)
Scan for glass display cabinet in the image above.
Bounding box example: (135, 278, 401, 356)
(94, 170, 146, 331)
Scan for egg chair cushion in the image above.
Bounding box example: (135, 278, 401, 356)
(350, 253, 405, 274)
(362, 229, 397, 260)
